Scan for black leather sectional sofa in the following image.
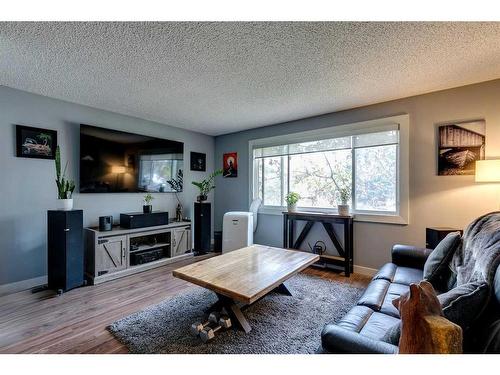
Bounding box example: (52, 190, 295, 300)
(320, 212, 500, 353)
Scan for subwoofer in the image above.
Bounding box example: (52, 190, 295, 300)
(194, 202, 211, 254)
(47, 210, 85, 293)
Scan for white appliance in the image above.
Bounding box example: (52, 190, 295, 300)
(222, 212, 253, 253)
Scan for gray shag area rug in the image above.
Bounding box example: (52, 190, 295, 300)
(108, 273, 363, 354)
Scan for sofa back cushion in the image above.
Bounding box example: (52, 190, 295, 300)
(437, 282, 490, 330)
(423, 232, 461, 291)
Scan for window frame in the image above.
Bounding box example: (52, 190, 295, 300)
(248, 114, 410, 225)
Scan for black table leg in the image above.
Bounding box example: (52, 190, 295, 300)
(215, 293, 252, 333)
(273, 281, 293, 296)
(283, 214, 288, 248)
(344, 220, 351, 277)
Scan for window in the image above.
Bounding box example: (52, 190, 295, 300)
(250, 115, 409, 224)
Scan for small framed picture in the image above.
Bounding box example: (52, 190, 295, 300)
(437, 120, 485, 175)
(190, 152, 206, 171)
(16, 125, 58, 159)
(223, 152, 238, 178)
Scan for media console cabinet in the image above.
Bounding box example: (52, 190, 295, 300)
(84, 221, 191, 284)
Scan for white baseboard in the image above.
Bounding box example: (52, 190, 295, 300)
(0, 275, 47, 297)
(353, 264, 377, 276)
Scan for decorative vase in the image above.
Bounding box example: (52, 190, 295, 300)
(287, 203, 297, 212)
(197, 194, 208, 203)
(338, 204, 350, 216)
(59, 198, 73, 211)
(143, 205, 152, 214)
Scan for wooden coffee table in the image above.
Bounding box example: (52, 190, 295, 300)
(173, 245, 319, 333)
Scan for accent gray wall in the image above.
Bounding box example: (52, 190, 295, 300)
(0, 86, 214, 286)
(214, 79, 500, 270)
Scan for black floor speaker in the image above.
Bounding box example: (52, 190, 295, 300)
(194, 202, 211, 254)
(47, 210, 85, 293)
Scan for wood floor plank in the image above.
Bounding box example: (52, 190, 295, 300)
(0, 253, 369, 354)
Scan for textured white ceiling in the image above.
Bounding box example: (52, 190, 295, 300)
(1, 22, 500, 136)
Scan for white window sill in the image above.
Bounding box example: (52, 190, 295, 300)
(258, 206, 408, 225)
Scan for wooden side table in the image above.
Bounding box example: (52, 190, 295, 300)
(282, 211, 353, 276)
(425, 227, 462, 249)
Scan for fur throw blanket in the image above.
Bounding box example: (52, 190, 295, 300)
(451, 211, 500, 286)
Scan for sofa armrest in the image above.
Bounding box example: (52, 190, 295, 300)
(391, 244, 433, 269)
(321, 324, 398, 354)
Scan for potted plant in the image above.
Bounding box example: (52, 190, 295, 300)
(337, 186, 351, 216)
(285, 192, 300, 212)
(143, 192, 154, 213)
(191, 169, 223, 202)
(54, 146, 76, 210)
(167, 169, 183, 221)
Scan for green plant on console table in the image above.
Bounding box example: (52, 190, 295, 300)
(144, 192, 154, 205)
(285, 192, 301, 206)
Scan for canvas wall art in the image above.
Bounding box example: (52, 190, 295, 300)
(223, 152, 238, 177)
(16, 125, 57, 159)
(190, 152, 206, 171)
(438, 120, 485, 175)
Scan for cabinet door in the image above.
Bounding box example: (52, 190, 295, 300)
(172, 227, 191, 257)
(96, 235, 127, 276)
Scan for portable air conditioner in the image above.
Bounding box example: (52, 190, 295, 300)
(222, 212, 254, 253)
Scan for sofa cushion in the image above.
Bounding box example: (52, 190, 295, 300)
(438, 281, 490, 329)
(394, 267, 424, 285)
(380, 283, 409, 318)
(357, 279, 390, 311)
(373, 263, 397, 282)
(336, 305, 374, 332)
(372, 263, 423, 286)
(381, 321, 401, 345)
(423, 232, 461, 290)
(359, 311, 400, 341)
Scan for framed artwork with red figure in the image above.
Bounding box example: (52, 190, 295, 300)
(223, 152, 238, 178)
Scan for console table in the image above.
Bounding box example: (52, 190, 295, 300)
(85, 221, 191, 284)
(282, 211, 353, 276)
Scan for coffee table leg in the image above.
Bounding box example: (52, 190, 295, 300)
(204, 299, 224, 314)
(216, 294, 252, 333)
(274, 282, 293, 296)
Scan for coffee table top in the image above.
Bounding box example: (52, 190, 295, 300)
(173, 245, 319, 304)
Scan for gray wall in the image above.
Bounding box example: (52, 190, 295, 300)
(0, 86, 214, 286)
(214, 79, 500, 270)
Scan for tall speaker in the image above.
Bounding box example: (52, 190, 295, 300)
(47, 210, 85, 293)
(194, 202, 211, 254)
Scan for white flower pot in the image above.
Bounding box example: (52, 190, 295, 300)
(287, 203, 297, 212)
(338, 204, 350, 216)
(59, 198, 74, 211)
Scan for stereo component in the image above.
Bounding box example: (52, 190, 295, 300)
(130, 248, 165, 266)
(120, 211, 169, 229)
(194, 202, 211, 254)
(99, 215, 113, 231)
(47, 210, 85, 293)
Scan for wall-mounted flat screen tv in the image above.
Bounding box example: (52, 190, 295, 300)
(80, 124, 183, 193)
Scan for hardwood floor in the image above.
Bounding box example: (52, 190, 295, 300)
(0, 254, 370, 354)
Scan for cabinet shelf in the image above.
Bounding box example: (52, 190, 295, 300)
(130, 242, 170, 253)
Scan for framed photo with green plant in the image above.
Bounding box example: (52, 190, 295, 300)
(16, 125, 57, 159)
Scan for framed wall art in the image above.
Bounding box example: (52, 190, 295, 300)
(437, 120, 485, 175)
(223, 152, 238, 178)
(190, 152, 206, 171)
(16, 125, 58, 159)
